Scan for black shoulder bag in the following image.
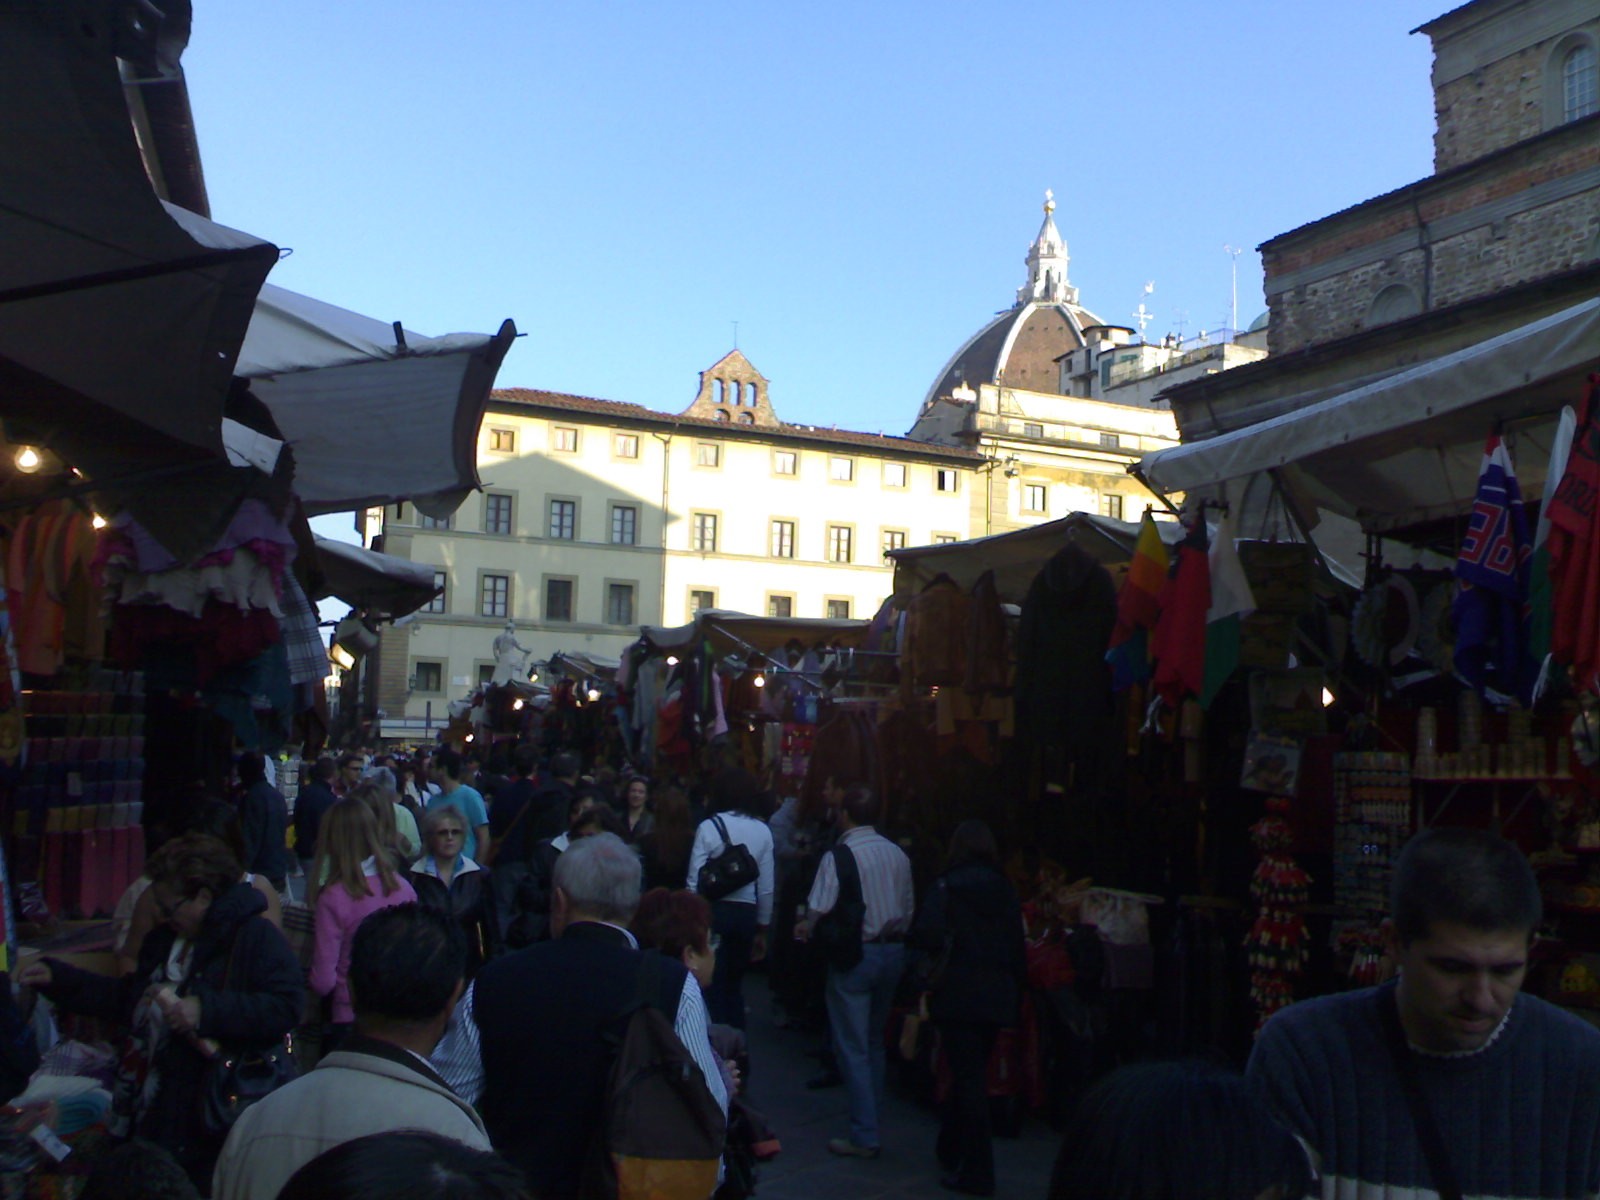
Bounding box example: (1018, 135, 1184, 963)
(1377, 987, 1464, 1200)
(697, 816, 760, 902)
(810, 844, 865, 972)
(200, 935, 298, 1135)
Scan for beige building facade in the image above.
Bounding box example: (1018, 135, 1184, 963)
(369, 360, 976, 731)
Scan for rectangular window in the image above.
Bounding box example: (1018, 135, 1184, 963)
(695, 442, 721, 468)
(419, 513, 452, 530)
(488, 428, 516, 453)
(611, 504, 638, 545)
(606, 583, 636, 626)
(936, 468, 959, 493)
(883, 462, 907, 488)
(827, 525, 853, 564)
(548, 499, 576, 540)
(545, 578, 573, 622)
(1102, 493, 1125, 520)
(484, 493, 513, 535)
(934, 534, 958, 545)
(826, 598, 851, 620)
(773, 450, 797, 476)
(1024, 483, 1048, 513)
(413, 661, 443, 693)
(480, 573, 509, 619)
(1023, 422, 1044, 439)
(552, 426, 579, 453)
(770, 519, 795, 559)
(767, 595, 793, 618)
(614, 433, 639, 459)
(882, 529, 907, 556)
(829, 456, 854, 482)
(689, 589, 715, 615)
(477, 664, 497, 686)
(692, 513, 718, 553)
(1099, 432, 1121, 449)
(424, 570, 448, 614)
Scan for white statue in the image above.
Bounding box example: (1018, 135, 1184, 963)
(490, 621, 531, 686)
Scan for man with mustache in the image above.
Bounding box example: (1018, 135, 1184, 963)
(1249, 826, 1600, 1199)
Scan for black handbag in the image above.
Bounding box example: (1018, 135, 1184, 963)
(201, 1036, 298, 1135)
(810, 844, 865, 972)
(197, 937, 299, 1135)
(697, 816, 760, 902)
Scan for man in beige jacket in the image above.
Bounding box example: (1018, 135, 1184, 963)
(213, 904, 488, 1200)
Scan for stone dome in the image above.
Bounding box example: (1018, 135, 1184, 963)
(922, 191, 1105, 409)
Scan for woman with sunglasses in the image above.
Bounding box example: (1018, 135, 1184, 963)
(308, 800, 416, 1052)
(19, 834, 302, 1192)
(408, 805, 502, 977)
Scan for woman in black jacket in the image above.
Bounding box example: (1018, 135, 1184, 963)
(408, 804, 502, 976)
(910, 820, 1026, 1198)
(19, 833, 303, 1192)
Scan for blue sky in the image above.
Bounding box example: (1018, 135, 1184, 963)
(187, 1, 1448, 440)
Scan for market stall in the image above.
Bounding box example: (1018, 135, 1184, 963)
(1133, 302, 1600, 1031)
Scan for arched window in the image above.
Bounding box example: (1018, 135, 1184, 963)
(1566, 43, 1599, 122)
(715, 379, 727, 404)
(1366, 283, 1422, 327)
(738, 412, 755, 425)
(714, 409, 730, 422)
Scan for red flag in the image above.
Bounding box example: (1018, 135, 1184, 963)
(1150, 519, 1212, 707)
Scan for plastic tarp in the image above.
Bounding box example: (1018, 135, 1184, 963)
(311, 535, 441, 619)
(887, 513, 1186, 604)
(236, 284, 516, 518)
(641, 610, 871, 655)
(1137, 298, 1600, 533)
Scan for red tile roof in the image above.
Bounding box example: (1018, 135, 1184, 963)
(491, 387, 984, 461)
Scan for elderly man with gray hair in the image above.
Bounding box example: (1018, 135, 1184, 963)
(432, 832, 728, 1196)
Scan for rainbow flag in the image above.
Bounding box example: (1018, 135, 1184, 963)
(1107, 512, 1171, 691)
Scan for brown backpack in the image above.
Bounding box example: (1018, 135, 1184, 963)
(583, 951, 726, 1200)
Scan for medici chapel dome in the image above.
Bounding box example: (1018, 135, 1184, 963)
(921, 192, 1105, 410)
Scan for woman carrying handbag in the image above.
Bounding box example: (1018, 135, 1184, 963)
(19, 833, 303, 1192)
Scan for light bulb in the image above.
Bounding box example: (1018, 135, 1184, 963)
(91, 514, 107, 530)
(464, 733, 474, 743)
(512, 699, 524, 711)
(753, 673, 766, 689)
(14, 446, 42, 473)
(666, 655, 679, 666)
(1321, 687, 1335, 708)
(587, 688, 601, 702)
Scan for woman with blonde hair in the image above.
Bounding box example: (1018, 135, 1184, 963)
(308, 799, 416, 1050)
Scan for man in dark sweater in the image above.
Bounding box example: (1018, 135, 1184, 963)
(292, 758, 338, 891)
(432, 832, 727, 1196)
(235, 751, 292, 895)
(1249, 827, 1600, 1199)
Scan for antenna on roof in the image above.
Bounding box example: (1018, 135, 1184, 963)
(1133, 282, 1155, 337)
(1224, 245, 1243, 339)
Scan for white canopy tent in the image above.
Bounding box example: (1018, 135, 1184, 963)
(1136, 298, 1600, 536)
(236, 283, 516, 518)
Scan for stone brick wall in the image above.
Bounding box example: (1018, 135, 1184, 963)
(1261, 124, 1600, 355)
(1434, 41, 1549, 171)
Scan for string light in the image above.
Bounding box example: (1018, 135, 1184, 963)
(14, 446, 42, 473)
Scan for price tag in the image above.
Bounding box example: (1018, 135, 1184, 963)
(29, 1124, 70, 1162)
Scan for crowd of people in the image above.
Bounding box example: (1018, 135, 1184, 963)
(13, 739, 1600, 1200)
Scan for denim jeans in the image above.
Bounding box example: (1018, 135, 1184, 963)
(707, 900, 759, 1028)
(826, 941, 906, 1149)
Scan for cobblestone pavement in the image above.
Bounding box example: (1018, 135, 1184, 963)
(737, 977, 1058, 1200)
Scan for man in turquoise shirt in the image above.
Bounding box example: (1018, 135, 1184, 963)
(428, 747, 491, 863)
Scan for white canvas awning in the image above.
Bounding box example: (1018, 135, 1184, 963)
(1137, 298, 1600, 533)
(311, 534, 441, 619)
(237, 284, 515, 517)
(642, 610, 870, 655)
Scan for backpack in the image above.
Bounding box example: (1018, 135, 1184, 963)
(809, 843, 865, 972)
(696, 816, 759, 902)
(583, 951, 726, 1200)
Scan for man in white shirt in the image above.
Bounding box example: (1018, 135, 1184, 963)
(800, 785, 914, 1159)
(687, 768, 777, 1029)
